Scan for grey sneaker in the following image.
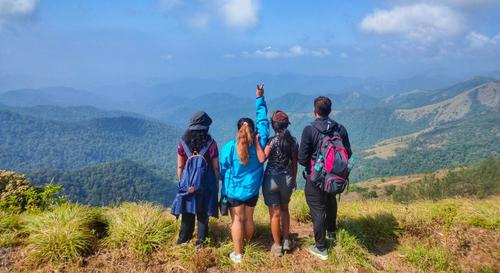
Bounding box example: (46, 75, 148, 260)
(282, 239, 292, 252)
(271, 244, 283, 257)
(326, 231, 336, 241)
(307, 245, 328, 261)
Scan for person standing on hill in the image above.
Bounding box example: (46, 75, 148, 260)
(171, 112, 220, 248)
(219, 84, 269, 264)
(298, 96, 352, 260)
(261, 110, 298, 256)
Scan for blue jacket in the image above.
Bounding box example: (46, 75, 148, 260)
(220, 96, 269, 201)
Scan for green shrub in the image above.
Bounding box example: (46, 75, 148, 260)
(22, 204, 104, 263)
(361, 190, 378, 200)
(105, 202, 176, 256)
(392, 156, 500, 203)
(350, 185, 368, 193)
(289, 190, 311, 223)
(384, 185, 396, 196)
(0, 170, 64, 213)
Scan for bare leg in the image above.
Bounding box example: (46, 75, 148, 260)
(243, 205, 255, 242)
(280, 204, 290, 240)
(269, 206, 282, 246)
(230, 205, 246, 255)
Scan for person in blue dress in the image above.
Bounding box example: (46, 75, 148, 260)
(220, 84, 269, 263)
(171, 111, 220, 248)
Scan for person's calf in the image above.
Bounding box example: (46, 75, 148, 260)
(243, 219, 255, 242)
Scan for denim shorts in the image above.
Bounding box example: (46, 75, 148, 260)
(262, 174, 294, 207)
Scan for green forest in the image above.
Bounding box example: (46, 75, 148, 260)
(0, 78, 499, 206)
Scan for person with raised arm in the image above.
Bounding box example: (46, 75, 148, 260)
(219, 84, 269, 263)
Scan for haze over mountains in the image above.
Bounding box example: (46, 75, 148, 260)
(0, 74, 499, 205)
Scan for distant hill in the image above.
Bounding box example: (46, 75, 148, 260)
(0, 104, 146, 122)
(0, 86, 110, 108)
(0, 109, 181, 173)
(352, 112, 500, 181)
(383, 77, 498, 108)
(28, 160, 177, 206)
(1, 76, 499, 202)
(394, 81, 499, 125)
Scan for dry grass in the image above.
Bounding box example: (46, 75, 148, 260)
(1, 195, 499, 273)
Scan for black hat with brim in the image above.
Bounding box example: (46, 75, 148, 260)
(188, 111, 212, 130)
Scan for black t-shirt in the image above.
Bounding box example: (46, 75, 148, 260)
(264, 135, 298, 175)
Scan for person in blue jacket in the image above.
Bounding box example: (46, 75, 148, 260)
(220, 84, 269, 263)
(171, 111, 220, 248)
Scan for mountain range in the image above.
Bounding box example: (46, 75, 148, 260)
(0, 76, 498, 205)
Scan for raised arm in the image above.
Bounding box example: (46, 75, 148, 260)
(255, 84, 269, 148)
(254, 134, 267, 163)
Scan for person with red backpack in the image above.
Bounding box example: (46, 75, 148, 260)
(298, 96, 352, 260)
(171, 111, 220, 248)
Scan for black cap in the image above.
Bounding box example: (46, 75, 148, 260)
(188, 111, 212, 130)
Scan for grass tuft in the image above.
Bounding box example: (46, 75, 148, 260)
(289, 190, 311, 223)
(330, 229, 373, 270)
(105, 202, 177, 256)
(338, 212, 399, 251)
(22, 203, 104, 264)
(0, 211, 22, 247)
(399, 242, 457, 272)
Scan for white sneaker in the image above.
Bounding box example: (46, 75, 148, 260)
(229, 252, 242, 264)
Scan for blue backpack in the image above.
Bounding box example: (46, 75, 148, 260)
(177, 139, 213, 195)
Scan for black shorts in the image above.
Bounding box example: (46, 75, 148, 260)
(227, 195, 259, 208)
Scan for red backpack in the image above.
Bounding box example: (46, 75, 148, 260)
(310, 129, 350, 195)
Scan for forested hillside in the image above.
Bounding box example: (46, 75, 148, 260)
(0, 77, 498, 204)
(28, 160, 177, 206)
(351, 113, 500, 180)
(0, 110, 180, 172)
(0, 107, 181, 206)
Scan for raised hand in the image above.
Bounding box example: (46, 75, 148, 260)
(256, 83, 264, 98)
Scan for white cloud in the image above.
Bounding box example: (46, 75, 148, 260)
(360, 4, 465, 43)
(466, 31, 500, 48)
(0, 0, 38, 29)
(387, 0, 500, 9)
(339, 52, 348, 58)
(219, 0, 260, 29)
(241, 45, 331, 59)
(159, 0, 261, 30)
(0, 0, 37, 16)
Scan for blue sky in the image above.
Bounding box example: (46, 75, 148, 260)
(1, 0, 500, 89)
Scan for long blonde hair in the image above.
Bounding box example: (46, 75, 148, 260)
(237, 121, 254, 165)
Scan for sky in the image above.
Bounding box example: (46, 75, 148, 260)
(0, 0, 500, 89)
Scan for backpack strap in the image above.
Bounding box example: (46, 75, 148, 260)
(199, 139, 214, 157)
(180, 140, 193, 157)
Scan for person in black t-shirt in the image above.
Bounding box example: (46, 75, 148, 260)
(298, 96, 352, 261)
